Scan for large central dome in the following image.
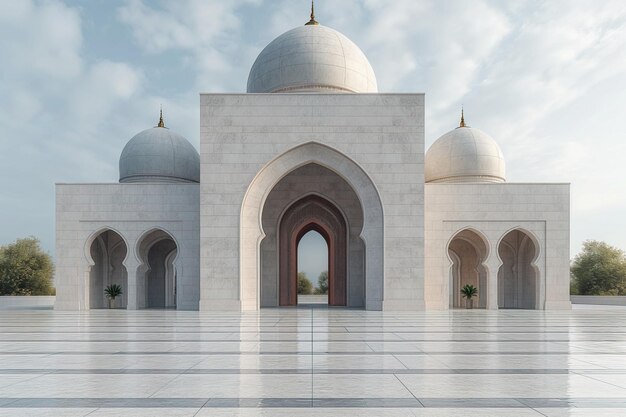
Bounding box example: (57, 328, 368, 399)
(247, 23, 378, 94)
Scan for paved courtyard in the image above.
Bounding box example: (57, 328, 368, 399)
(1, 306, 626, 416)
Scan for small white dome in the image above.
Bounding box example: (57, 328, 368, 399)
(119, 120, 200, 184)
(247, 24, 377, 94)
(425, 123, 506, 184)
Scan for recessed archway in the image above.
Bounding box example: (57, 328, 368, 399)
(87, 229, 128, 309)
(136, 229, 179, 309)
(497, 229, 539, 309)
(447, 229, 488, 309)
(240, 142, 384, 311)
(279, 195, 347, 307)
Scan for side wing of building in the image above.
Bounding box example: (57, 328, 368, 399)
(424, 182, 571, 310)
(54, 183, 200, 310)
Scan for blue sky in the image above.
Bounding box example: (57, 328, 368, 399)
(1, 0, 626, 279)
(298, 231, 328, 286)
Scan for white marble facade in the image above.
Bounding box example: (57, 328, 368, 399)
(55, 183, 200, 310)
(54, 19, 571, 312)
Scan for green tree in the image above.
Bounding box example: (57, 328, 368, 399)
(315, 270, 328, 295)
(0, 237, 54, 296)
(571, 240, 626, 295)
(297, 272, 313, 295)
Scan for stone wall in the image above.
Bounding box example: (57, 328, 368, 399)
(425, 182, 570, 310)
(200, 93, 425, 311)
(0, 296, 55, 310)
(571, 296, 626, 306)
(55, 183, 200, 310)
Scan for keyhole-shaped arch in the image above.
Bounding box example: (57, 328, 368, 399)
(279, 195, 347, 306)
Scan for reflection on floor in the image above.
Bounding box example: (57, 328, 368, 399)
(0, 306, 626, 416)
(297, 294, 328, 305)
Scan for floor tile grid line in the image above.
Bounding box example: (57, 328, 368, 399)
(400, 351, 454, 372)
(146, 350, 206, 401)
(542, 332, 599, 354)
(571, 358, 612, 370)
(471, 324, 520, 343)
(391, 354, 411, 370)
(5, 337, 580, 342)
(0, 372, 50, 392)
(4, 338, 626, 344)
(146, 373, 190, 401)
(28, 321, 578, 325)
(392, 331, 408, 341)
(1, 368, 624, 375)
(393, 373, 424, 408)
(0, 334, 585, 341)
(9, 350, 626, 355)
(529, 405, 551, 417)
(364, 340, 378, 354)
(192, 398, 210, 417)
(4, 397, 626, 408)
(574, 372, 626, 393)
(4, 328, 626, 333)
(82, 407, 98, 416)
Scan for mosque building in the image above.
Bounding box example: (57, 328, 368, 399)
(54, 5, 571, 311)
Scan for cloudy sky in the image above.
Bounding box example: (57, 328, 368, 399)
(1, 0, 625, 279)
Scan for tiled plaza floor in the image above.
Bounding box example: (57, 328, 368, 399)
(1, 305, 626, 416)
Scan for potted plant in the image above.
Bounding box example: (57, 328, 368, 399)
(104, 284, 123, 309)
(461, 284, 478, 309)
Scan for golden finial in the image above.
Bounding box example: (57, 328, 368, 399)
(305, 0, 319, 25)
(157, 105, 165, 128)
(459, 107, 466, 128)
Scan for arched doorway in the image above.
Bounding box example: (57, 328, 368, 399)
(239, 143, 384, 311)
(259, 163, 365, 308)
(137, 229, 178, 309)
(88, 229, 128, 309)
(297, 230, 329, 304)
(498, 229, 538, 309)
(448, 229, 488, 309)
(279, 195, 347, 306)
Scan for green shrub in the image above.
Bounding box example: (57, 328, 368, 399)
(461, 284, 478, 299)
(297, 272, 313, 295)
(571, 240, 626, 295)
(105, 284, 123, 300)
(0, 237, 54, 296)
(315, 271, 328, 295)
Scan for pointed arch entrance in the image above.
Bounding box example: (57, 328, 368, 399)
(447, 229, 488, 309)
(87, 229, 128, 309)
(136, 229, 179, 309)
(498, 229, 539, 309)
(279, 195, 347, 306)
(239, 142, 384, 311)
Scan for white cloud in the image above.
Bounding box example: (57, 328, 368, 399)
(118, 0, 247, 52)
(117, 0, 261, 92)
(362, 0, 511, 110)
(0, 0, 83, 81)
(1, 0, 626, 258)
(0, 0, 148, 254)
